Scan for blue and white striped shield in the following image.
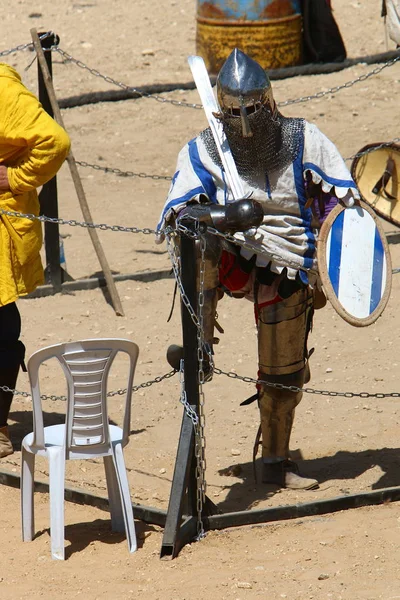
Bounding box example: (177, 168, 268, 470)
(319, 202, 392, 326)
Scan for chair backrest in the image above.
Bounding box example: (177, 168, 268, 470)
(27, 339, 139, 458)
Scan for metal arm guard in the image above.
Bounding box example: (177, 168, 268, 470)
(178, 197, 264, 233)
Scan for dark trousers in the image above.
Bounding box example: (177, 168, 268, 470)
(0, 302, 24, 427)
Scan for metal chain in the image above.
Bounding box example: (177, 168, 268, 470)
(213, 367, 400, 398)
(0, 207, 157, 236)
(0, 32, 53, 57)
(54, 47, 202, 110)
(1, 206, 399, 282)
(178, 364, 200, 427)
(1, 36, 398, 111)
(0, 41, 35, 57)
(72, 135, 400, 177)
(178, 361, 208, 538)
(0, 385, 31, 398)
(164, 226, 216, 361)
(279, 54, 400, 107)
(107, 368, 177, 396)
(195, 235, 207, 540)
(345, 137, 400, 162)
(165, 227, 209, 538)
(0, 369, 177, 402)
(175, 221, 314, 277)
(2, 362, 400, 403)
(165, 229, 202, 331)
(53, 46, 400, 111)
(75, 159, 172, 181)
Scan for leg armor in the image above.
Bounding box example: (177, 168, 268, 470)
(257, 287, 314, 460)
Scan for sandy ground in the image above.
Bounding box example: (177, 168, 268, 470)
(1, 0, 400, 598)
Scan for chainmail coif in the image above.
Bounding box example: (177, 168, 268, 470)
(200, 107, 305, 187)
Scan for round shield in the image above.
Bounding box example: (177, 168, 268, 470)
(351, 142, 400, 227)
(318, 201, 392, 327)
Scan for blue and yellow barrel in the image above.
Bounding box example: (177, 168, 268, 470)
(196, 0, 303, 75)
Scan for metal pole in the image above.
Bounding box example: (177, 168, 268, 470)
(160, 228, 200, 558)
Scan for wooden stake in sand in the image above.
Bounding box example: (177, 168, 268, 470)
(30, 28, 125, 316)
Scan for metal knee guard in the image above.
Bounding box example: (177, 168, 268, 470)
(257, 287, 314, 376)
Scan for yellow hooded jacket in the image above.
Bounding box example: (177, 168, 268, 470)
(0, 63, 70, 306)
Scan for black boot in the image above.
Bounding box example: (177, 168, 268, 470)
(0, 364, 20, 458)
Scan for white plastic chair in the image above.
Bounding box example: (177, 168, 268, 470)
(20, 338, 139, 560)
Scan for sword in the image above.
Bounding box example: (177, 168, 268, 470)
(188, 55, 246, 202)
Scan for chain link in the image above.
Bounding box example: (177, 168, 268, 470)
(1, 205, 399, 283)
(3, 363, 399, 403)
(54, 47, 202, 110)
(165, 229, 203, 331)
(195, 234, 207, 539)
(0, 207, 157, 236)
(73, 136, 400, 177)
(53, 46, 400, 111)
(345, 137, 400, 162)
(0, 32, 53, 58)
(175, 221, 316, 277)
(107, 368, 177, 396)
(179, 364, 200, 427)
(279, 54, 400, 107)
(213, 367, 400, 398)
(1, 36, 398, 111)
(75, 159, 172, 181)
(0, 369, 177, 402)
(165, 226, 209, 538)
(0, 41, 35, 57)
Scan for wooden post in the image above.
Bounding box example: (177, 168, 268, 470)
(31, 28, 125, 316)
(37, 32, 73, 289)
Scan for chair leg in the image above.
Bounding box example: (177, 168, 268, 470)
(21, 447, 35, 542)
(112, 443, 137, 553)
(103, 455, 124, 533)
(48, 447, 66, 560)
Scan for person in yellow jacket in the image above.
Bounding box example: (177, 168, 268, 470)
(0, 63, 70, 457)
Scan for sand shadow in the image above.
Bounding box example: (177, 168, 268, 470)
(33, 517, 157, 559)
(213, 446, 400, 513)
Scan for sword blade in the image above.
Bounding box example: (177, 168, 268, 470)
(188, 55, 245, 201)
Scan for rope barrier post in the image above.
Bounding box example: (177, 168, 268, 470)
(160, 228, 200, 559)
(31, 28, 125, 316)
(37, 32, 73, 290)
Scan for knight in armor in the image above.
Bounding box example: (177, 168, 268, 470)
(156, 49, 359, 490)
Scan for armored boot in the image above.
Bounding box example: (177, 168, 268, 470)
(258, 369, 318, 490)
(262, 459, 319, 490)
